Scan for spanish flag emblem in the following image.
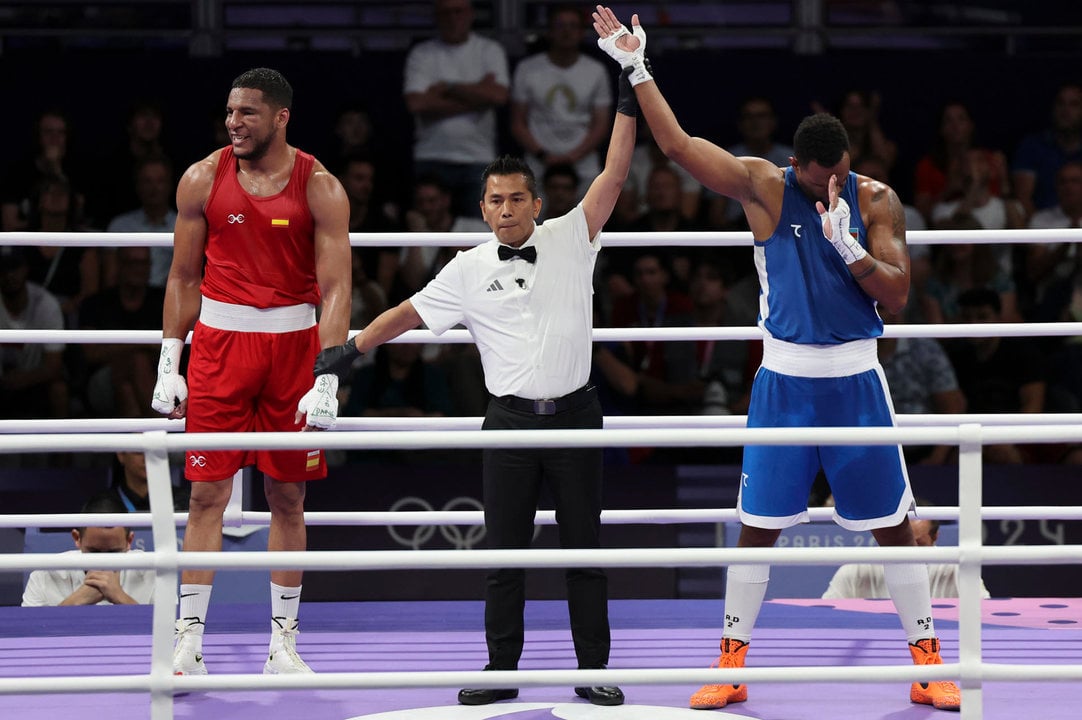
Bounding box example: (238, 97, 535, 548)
(272, 218, 290, 227)
(305, 450, 321, 471)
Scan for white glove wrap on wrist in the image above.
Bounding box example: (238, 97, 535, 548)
(627, 55, 652, 87)
(151, 338, 187, 414)
(598, 24, 652, 86)
(297, 373, 339, 430)
(820, 197, 867, 264)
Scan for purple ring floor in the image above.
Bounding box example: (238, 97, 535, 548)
(1, 598, 1080, 719)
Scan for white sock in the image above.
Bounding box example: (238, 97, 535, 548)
(271, 582, 302, 624)
(722, 564, 770, 643)
(178, 584, 212, 634)
(883, 563, 936, 643)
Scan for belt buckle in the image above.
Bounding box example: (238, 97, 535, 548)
(534, 399, 556, 415)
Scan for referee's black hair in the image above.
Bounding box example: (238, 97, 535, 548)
(480, 155, 538, 200)
(793, 113, 849, 168)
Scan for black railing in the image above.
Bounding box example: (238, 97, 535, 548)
(0, 1, 1078, 57)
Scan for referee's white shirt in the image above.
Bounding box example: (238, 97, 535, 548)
(411, 204, 599, 400)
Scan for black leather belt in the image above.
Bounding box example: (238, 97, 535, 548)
(494, 385, 595, 416)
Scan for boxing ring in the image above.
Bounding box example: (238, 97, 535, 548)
(1, 228, 1081, 720)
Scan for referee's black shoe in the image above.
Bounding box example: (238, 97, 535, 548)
(457, 687, 518, 705)
(458, 665, 518, 706)
(574, 684, 625, 706)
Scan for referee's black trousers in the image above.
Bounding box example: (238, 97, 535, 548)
(481, 389, 610, 670)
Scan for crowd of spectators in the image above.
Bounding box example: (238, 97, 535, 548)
(1, 2, 1080, 470)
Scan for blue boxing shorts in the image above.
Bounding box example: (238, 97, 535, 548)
(739, 336, 913, 531)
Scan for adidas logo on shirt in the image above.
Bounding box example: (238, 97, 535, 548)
(486, 279, 505, 293)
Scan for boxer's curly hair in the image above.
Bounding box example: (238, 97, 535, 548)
(793, 113, 850, 168)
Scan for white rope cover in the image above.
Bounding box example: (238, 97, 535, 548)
(3, 411, 1082, 435)
(5, 320, 1082, 345)
(4, 227, 1082, 247)
(4, 504, 1082, 532)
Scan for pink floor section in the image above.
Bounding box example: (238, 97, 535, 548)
(776, 597, 1082, 630)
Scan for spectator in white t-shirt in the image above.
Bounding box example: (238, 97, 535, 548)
(511, 5, 612, 199)
(403, 0, 509, 216)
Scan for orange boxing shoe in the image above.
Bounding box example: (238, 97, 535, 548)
(909, 638, 961, 711)
(689, 638, 749, 710)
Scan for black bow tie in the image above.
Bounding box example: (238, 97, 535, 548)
(498, 245, 537, 263)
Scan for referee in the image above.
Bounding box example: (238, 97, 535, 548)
(331, 62, 640, 707)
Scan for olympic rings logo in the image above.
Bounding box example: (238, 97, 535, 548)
(189, 455, 207, 467)
(387, 496, 486, 550)
(227, 213, 245, 224)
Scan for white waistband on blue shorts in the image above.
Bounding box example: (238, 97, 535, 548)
(199, 296, 316, 333)
(761, 334, 878, 378)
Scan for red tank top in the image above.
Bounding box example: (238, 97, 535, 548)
(201, 146, 320, 308)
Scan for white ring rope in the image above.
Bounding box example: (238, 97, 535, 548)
(0, 663, 997, 695)
(4, 227, 1082, 247)
(4, 504, 1081, 532)
(3, 320, 1081, 345)
(3, 411, 1082, 435)
(4, 227, 1082, 348)
(1, 424, 1079, 453)
(2, 544, 1080, 573)
(3, 228, 1081, 719)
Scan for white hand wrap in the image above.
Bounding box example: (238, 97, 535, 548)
(151, 338, 187, 414)
(297, 373, 339, 430)
(820, 197, 867, 264)
(598, 24, 652, 86)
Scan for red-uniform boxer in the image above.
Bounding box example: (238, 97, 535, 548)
(152, 68, 351, 677)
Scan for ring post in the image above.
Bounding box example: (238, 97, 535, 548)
(144, 430, 177, 720)
(957, 423, 984, 719)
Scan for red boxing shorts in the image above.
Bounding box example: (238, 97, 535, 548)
(184, 318, 326, 482)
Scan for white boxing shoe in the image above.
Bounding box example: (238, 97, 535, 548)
(173, 620, 208, 676)
(263, 617, 313, 674)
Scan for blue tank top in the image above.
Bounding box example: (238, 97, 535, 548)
(754, 168, 883, 344)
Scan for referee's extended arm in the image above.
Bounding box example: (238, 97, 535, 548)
(352, 299, 424, 355)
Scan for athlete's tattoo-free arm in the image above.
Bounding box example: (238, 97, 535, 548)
(856, 179, 910, 314)
(308, 167, 353, 349)
(162, 155, 215, 342)
(630, 79, 780, 232)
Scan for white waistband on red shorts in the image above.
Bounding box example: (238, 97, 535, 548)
(761, 334, 878, 378)
(199, 296, 316, 333)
